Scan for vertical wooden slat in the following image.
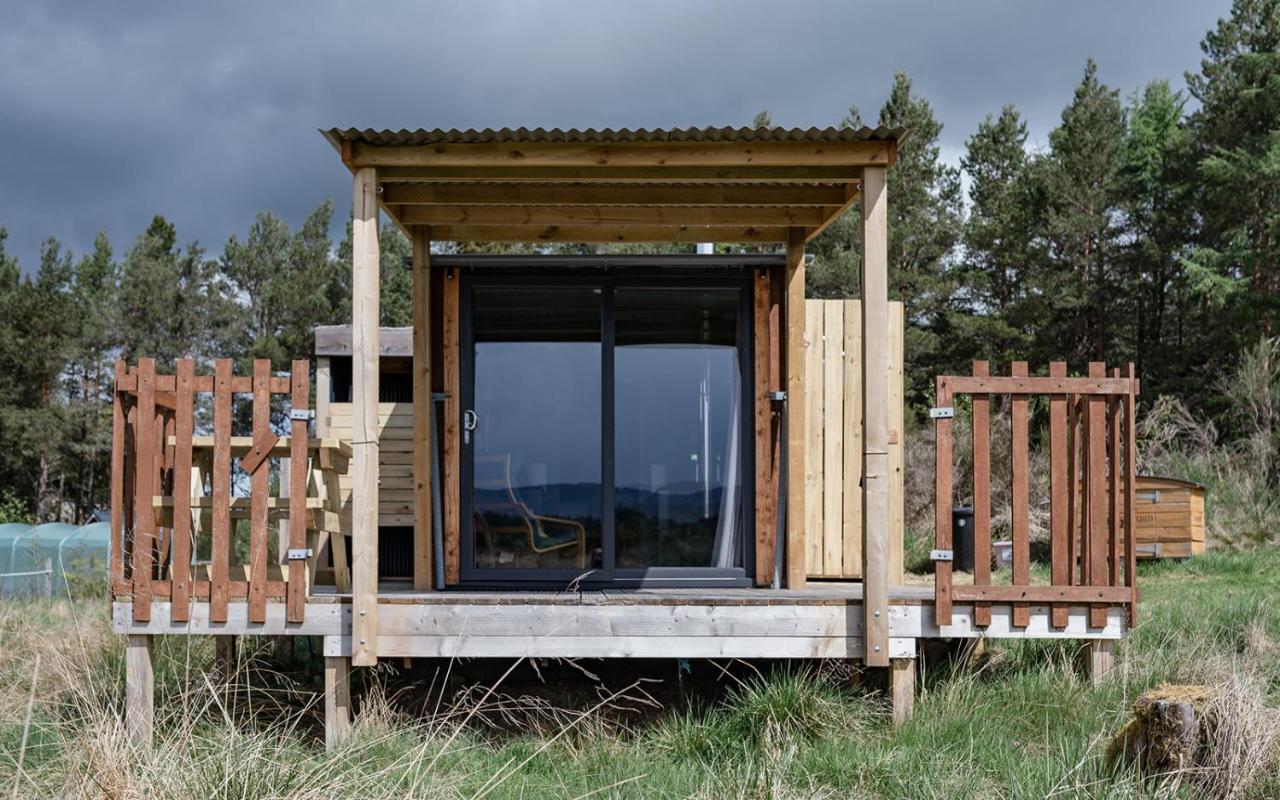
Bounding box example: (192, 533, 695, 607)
(971, 361, 991, 627)
(248, 360, 270, 624)
(1125, 363, 1139, 626)
(1086, 362, 1109, 629)
(110, 361, 127, 591)
(1048, 362, 1069, 629)
(768, 264, 784, 583)
(1109, 368, 1122, 588)
(171, 359, 194, 623)
(784, 229, 807, 590)
(1066, 395, 1079, 587)
(861, 167, 890, 665)
(412, 227, 433, 591)
(803, 299, 824, 575)
(753, 268, 774, 586)
(351, 166, 381, 666)
(887, 301, 905, 585)
(1009, 361, 1030, 628)
(821, 300, 843, 575)
(841, 299, 863, 579)
(442, 267, 461, 584)
(211, 358, 232, 623)
(131, 358, 156, 623)
(287, 359, 309, 622)
(933, 375, 953, 627)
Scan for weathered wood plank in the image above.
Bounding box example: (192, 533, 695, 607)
(934, 374, 953, 628)
(287, 360, 309, 622)
(1010, 361, 1030, 628)
(888, 301, 905, 585)
(399, 204, 827, 228)
(374, 165, 863, 183)
(821, 300, 844, 576)
(170, 360, 194, 623)
(126, 635, 153, 747)
(442, 268, 462, 584)
(942, 375, 1134, 396)
(131, 358, 156, 623)
(110, 361, 127, 589)
(210, 360, 232, 622)
(247, 360, 270, 624)
(428, 224, 788, 244)
(971, 361, 991, 627)
(382, 182, 849, 207)
(841, 300, 863, 579)
(803, 299, 824, 574)
(753, 268, 774, 586)
(1125, 363, 1139, 625)
(1049, 362, 1070, 629)
(1086, 363, 1109, 629)
(412, 228, 433, 591)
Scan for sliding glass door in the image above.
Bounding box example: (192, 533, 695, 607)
(461, 272, 752, 587)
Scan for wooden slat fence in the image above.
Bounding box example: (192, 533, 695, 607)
(802, 298, 904, 580)
(935, 361, 1139, 628)
(111, 358, 351, 625)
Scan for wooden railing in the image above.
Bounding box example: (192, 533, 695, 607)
(934, 361, 1139, 629)
(111, 358, 351, 625)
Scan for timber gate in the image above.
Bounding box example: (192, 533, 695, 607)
(933, 361, 1140, 629)
(111, 358, 350, 625)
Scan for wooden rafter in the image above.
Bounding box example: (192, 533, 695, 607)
(381, 182, 850, 206)
(373, 166, 862, 183)
(417, 224, 788, 244)
(397, 205, 829, 228)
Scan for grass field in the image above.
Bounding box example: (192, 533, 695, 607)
(0, 551, 1277, 799)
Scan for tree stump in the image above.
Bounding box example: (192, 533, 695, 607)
(1107, 684, 1217, 774)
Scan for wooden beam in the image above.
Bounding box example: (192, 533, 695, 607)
(125, 635, 154, 747)
(442, 270, 461, 584)
(784, 229, 807, 590)
(382, 182, 849, 206)
(398, 205, 828, 228)
(412, 228, 433, 592)
(861, 165, 891, 668)
(890, 658, 915, 728)
(375, 165, 863, 183)
(324, 655, 352, 749)
(426, 224, 788, 244)
(753, 268, 774, 587)
(805, 183, 861, 241)
(350, 140, 896, 169)
(351, 166, 380, 667)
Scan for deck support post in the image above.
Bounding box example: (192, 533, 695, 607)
(214, 634, 236, 677)
(412, 227, 433, 591)
(125, 634, 154, 747)
(351, 166, 381, 666)
(324, 655, 352, 749)
(861, 166, 891, 667)
(784, 229, 807, 589)
(1083, 639, 1115, 685)
(890, 657, 914, 727)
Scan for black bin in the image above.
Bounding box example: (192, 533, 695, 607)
(952, 506, 975, 573)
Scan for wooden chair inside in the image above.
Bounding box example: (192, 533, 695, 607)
(472, 453, 586, 568)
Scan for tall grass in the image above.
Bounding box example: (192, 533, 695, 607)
(0, 550, 1277, 798)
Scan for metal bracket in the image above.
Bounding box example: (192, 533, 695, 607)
(929, 406, 955, 419)
(289, 409, 315, 421)
(285, 548, 313, 561)
(431, 392, 449, 403)
(929, 549, 954, 562)
(768, 390, 787, 402)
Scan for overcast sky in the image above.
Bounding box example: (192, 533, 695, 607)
(0, 0, 1230, 269)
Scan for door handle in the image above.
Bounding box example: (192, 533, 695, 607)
(463, 409, 478, 444)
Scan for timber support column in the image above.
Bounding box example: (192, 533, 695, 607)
(324, 654, 353, 749)
(1083, 640, 1116, 685)
(784, 229, 807, 589)
(351, 166, 381, 666)
(125, 634, 154, 747)
(890, 657, 915, 727)
(861, 166, 891, 668)
(411, 227, 433, 591)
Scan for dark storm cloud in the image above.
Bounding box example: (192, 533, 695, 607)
(0, 0, 1226, 268)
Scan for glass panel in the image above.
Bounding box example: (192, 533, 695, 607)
(614, 287, 743, 569)
(471, 286, 602, 571)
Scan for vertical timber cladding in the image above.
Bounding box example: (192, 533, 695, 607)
(800, 299, 904, 580)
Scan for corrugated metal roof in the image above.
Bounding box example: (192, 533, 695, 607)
(324, 125, 904, 148)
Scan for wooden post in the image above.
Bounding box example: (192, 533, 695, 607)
(215, 635, 236, 677)
(971, 361, 991, 628)
(784, 229, 807, 589)
(890, 657, 915, 727)
(351, 167, 381, 666)
(861, 166, 890, 666)
(125, 634, 154, 747)
(1084, 639, 1115, 685)
(1086, 362, 1108, 630)
(1010, 361, 1030, 628)
(753, 267, 774, 586)
(1048, 362, 1070, 629)
(324, 655, 352, 749)
(412, 227, 433, 591)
